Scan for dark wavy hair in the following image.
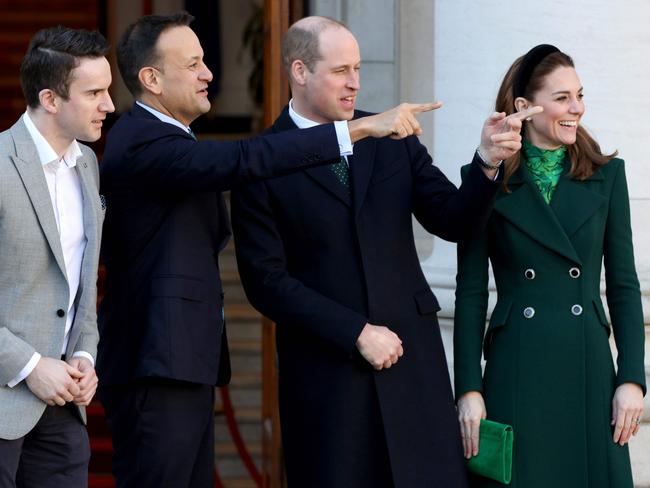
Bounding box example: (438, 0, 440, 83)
(495, 50, 617, 187)
(20, 26, 108, 109)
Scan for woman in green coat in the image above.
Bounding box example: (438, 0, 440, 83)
(454, 44, 646, 487)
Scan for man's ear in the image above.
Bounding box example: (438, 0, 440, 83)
(291, 60, 308, 86)
(138, 67, 163, 95)
(514, 97, 530, 114)
(38, 89, 58, 114)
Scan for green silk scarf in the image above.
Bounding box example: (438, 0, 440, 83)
(522, 140, 567, 204)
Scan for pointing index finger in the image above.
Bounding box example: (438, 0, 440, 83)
(509, 105, 544, 121)
(409, 101, 443, 113)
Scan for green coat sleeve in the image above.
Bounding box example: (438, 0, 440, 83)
(603, 160, 646, 395)
(453, 164, 491, 397)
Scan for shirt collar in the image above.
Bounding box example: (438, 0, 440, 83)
(22, 111, 82, 168)
(136, 101, 192, 135)
(288, 99, 323, 129)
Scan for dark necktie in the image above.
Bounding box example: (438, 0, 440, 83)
(330, 156, 350, 187)
(188, 128, 197, 141)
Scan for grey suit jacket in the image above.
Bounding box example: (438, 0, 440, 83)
(0, 118, 104, 440)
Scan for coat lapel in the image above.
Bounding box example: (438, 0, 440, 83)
(274, 108, 351, 207)
(494, 165, 582, 265)
(350, 137, 376, 215)
(550, 169, 606, 238)
(9, 120, 68, 279)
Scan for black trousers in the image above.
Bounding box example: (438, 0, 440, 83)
(99, 379, 215, 488)
(0, 404, 90, 488)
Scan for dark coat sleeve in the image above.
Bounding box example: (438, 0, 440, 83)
(452, 163, 493, 397)
(453, 216, 490, 397)
(231, 181, 368, 354)
(603, 160, 646, 394)
(101, 116, 340, 193)
(409, 137, 501, 242)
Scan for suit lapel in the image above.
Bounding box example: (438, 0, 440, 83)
(304, 163, 352, 206)
(274, 108, 351, 207)
(350, 138, 376, 215)
(9, 120, 68, 279)
(65, 153, 100, 354)
(75, 155, 99, 276)
(494, 165, 582, 265)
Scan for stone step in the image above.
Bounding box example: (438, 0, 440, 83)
(227, 371, 261, 389)
(216, 458, 262, 482)
(216, 388, 261, 409)
(224, 303, 261, 322)
(229, 353, 261, 374)
(219, 253, 240, 275)
(215, 406, 262, 423)
(215, 422, 261, 443)
(216, 442, 261, 456)
(229, 339, 262, 355)
(225, 320, 262, 341)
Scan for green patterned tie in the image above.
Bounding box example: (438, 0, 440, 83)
(330, 156, 350, 187)
(188, 128, 197, 141)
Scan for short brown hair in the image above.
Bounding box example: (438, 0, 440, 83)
(281, 16, 347, 80)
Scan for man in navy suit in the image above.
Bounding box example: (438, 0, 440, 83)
(96, 12, 436, 488)
(232, 16, 540, 488)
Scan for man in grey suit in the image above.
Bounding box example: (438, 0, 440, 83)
(0, 27, 114, 487)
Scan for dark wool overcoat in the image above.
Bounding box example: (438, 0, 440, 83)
(232, 107, 502, 488)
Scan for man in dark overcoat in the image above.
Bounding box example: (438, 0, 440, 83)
(232, 16, 538, 488)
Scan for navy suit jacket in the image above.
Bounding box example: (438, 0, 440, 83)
(97, 103, 341, 387)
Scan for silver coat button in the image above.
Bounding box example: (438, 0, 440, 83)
(523, 307, 535, 319)
(569, 267, 581, 278)
(524, 268, 536, 280)
(571, 304, 583, 316)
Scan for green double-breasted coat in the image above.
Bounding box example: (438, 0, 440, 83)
(454, 158, 646, 487)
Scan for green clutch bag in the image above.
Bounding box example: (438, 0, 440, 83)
(466, 419, 513, 484)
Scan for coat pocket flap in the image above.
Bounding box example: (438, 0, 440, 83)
(592, 299, 611, 335)
(413, 288, 441, 315)
(488, 300, 513, 332)
(151, 276, 206, 302)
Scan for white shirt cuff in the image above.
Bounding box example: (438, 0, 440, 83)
(7, 352, 41, 388)
(71, 351, 95, 367)
(334, 121, 353, 156)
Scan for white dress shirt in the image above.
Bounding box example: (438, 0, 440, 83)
(136, 101, 194, 135)
(8, 112, 92, 387)
(288, 99, 353, 156)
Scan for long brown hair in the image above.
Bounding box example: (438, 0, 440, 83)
(495, 51, 617, 188)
